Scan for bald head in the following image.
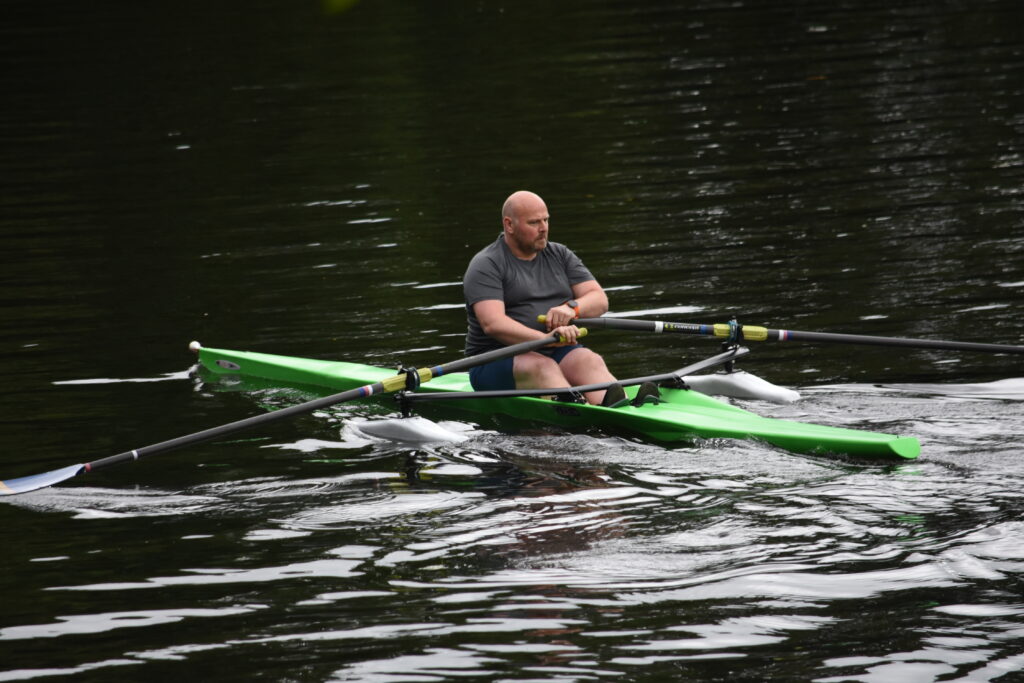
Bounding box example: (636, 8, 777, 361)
(502, 191, 547, 225)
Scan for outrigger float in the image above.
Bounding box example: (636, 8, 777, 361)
(5, 316, 1023, 495)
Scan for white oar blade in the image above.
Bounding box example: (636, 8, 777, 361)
(683, 371, 800, 404)
(354, 417, 470, 444)
(0, 464, 85, 496)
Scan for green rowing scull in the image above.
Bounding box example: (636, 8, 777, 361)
(194, 345, 921, 460)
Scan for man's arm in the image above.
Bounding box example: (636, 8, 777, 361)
(473, 299, 583, 346)
(541, 280, 609, 330)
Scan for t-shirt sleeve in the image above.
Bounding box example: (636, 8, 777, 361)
(463, 252, 505, 306)
(559, 245, 595, 285)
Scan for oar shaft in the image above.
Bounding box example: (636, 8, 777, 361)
(758, 328, 1024, 354)
(432, 327, 586, 375)
(84, 385, 372, 472)
(5, 330, 586, 493)
(571, 317, 1024, 354)
(404, 346, 749, 402)
(87, 330, 583, 473)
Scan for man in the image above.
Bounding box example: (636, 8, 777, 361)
(462, 190, 625, 406)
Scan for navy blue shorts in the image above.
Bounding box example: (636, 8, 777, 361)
(468, 344, 582, 391)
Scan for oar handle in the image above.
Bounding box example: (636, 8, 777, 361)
(431, 328, 586, 377)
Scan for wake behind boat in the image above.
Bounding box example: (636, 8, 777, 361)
(192, 345, 921, 460)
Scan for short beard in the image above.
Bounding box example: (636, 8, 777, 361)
(512, 231, 546, 255)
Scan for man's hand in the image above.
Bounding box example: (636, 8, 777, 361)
(543, 303, 578, 330)
(549, 324, 581, 346)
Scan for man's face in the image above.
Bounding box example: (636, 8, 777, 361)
(507, 200, 549, 256)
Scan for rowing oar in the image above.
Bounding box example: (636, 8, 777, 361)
(402, 345, 748, 403)
(553, 316, 1024, 355)
(0, 331, 585, 496)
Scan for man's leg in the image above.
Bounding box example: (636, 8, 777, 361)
(555, 348, 616, 405)
(475, 347, 616, 406)
(512, 352, 571, 390)
(468, 356, 515, 391)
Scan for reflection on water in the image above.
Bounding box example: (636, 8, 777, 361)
(3, 0, 1024, 680)
(7, 389, 1024, 680)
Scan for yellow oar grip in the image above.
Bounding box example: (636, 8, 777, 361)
(381, 368, 434, 393)
(743, 326, 769, 341)
(537, 314, 588, 330)
(711, 324, 769, 341)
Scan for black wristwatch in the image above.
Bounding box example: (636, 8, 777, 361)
(565, 300, 580, 319)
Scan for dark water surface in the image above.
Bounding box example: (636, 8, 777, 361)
(3, 0, 1024, 680)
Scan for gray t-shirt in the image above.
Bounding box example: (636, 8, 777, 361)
(463, 234, 595, 355)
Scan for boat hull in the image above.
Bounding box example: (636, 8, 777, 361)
(194, 347, 920, 460)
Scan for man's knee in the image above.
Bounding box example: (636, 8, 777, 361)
(514, 352, 567, 386)
(561, 347, 606, 372)
(559, 347, 614, 388)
